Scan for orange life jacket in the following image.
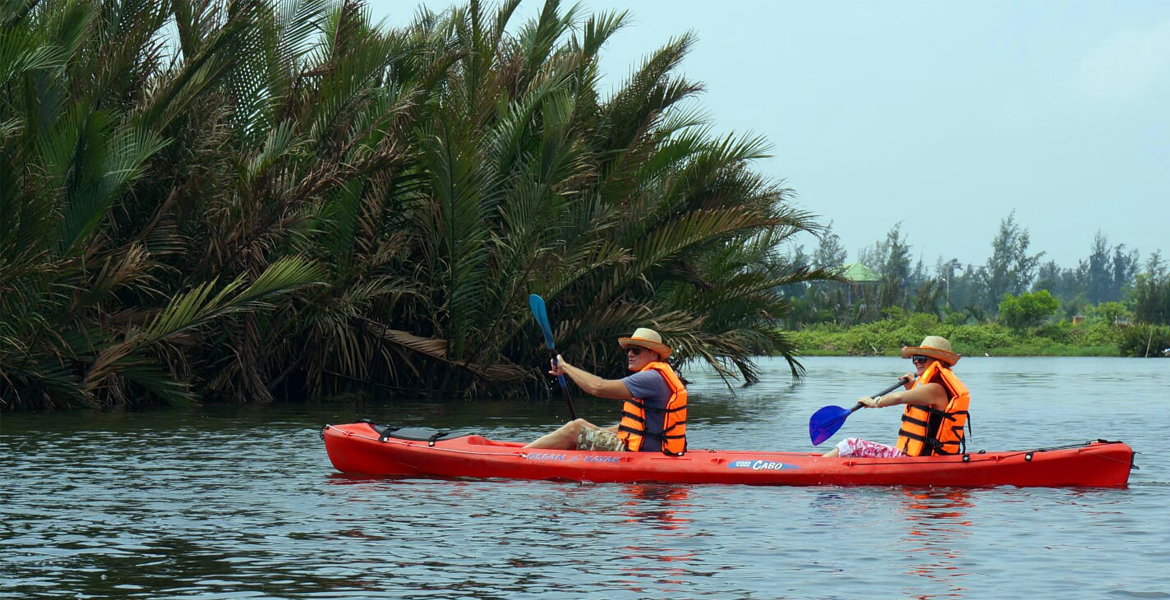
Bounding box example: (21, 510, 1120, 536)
(617, 361, 687, 456)
(895, 362, 970, 457)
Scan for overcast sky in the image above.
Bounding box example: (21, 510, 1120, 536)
(372, 0, 1169, 269)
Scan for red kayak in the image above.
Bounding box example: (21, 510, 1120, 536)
(322, 421, 1135, 488)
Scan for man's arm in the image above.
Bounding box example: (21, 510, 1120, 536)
(551, 355, 632, 399)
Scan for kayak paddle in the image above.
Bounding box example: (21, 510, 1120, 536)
(808, 377, 911, 446)
(528, 294, 577, 420)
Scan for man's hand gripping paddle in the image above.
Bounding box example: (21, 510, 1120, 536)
(528, 294, 577, 420)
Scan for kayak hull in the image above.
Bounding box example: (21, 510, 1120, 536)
(322, 422, 1134, 488)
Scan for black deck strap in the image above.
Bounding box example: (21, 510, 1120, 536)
(356, 418, 386, 438)
(1093, 439, 1140, 470)
(1036, 441, 1096, 452)
(351, 422, 462, 443)
(355, 420, 401, 442)
(379, 426, 402, 443)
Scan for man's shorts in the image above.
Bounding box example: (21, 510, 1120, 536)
(576, 426, 626, 452)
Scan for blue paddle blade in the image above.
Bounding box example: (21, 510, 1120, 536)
(528, 294, 555, 350)
(809, 405, 852, 446)
(808, 380, 908, 446)
(527, 294, 568, 390)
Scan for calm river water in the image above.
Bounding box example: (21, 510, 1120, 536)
(2, 356, 1168, 599)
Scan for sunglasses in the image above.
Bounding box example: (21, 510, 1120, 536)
(911, 355, 930, 365)
(627, 347, 643, 356)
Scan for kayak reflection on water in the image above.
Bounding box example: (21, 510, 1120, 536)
(900, 488, 974, 594)
(621, 483, 692, 529)
(616, 484, 695, 593)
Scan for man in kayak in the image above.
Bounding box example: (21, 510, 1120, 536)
(822, 335, 970, 458)
(524, 328, 687, 455)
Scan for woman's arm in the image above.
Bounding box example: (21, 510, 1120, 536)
(861, 382, 948, 410)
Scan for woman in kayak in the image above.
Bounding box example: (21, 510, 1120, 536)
(823, 336, 970, 458)
(524, 328, 687, 455)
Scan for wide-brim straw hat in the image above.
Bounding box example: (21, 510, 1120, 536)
(900, 335, 960, 366)
(618, 327, 672, 359)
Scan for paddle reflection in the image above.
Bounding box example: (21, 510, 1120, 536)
(899, 487, 974, 599)
(615, 484, 696, 593)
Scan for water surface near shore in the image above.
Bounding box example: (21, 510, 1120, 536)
(2, 356, 1167, 599)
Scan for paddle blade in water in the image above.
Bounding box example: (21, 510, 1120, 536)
(809, 405, 852, 446)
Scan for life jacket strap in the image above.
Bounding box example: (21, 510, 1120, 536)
(897, 429, 932, 443)
(619, 411, 646, 425)
(632, 429, 687, 441)
(618, 424, 643, 435)
(900, 414, 929, 428)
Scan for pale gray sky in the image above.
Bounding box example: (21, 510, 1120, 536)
(373, 0, 1169, 269)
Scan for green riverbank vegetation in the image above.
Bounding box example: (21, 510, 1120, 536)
(782, 216, 1170, 358)
(790, 307, 1169, 359)
(0, 0, 832, 410)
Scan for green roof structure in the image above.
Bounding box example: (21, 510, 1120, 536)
(836, 262, 880, 282)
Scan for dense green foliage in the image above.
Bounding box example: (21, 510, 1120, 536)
(0, 0, 829, 410)
(1117, 324, 1170, 358)
(1133, 270, 1170, 326)
(998, 290, 1058, 331)
(790, 310, 1127, 358)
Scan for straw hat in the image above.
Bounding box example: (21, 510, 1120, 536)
(618, 327, 672, 359)
(900, 335, 960, 366)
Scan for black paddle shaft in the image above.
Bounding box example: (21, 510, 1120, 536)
(847, 377, 912, 414)
(547, 349, 577, 420)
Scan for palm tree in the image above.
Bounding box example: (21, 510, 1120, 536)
(0, 0, 328, 408)
(390, 0, 828, 387)
(1, 0, 834, 409)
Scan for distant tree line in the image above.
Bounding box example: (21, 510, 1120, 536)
(782, 212, 1170, 336)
